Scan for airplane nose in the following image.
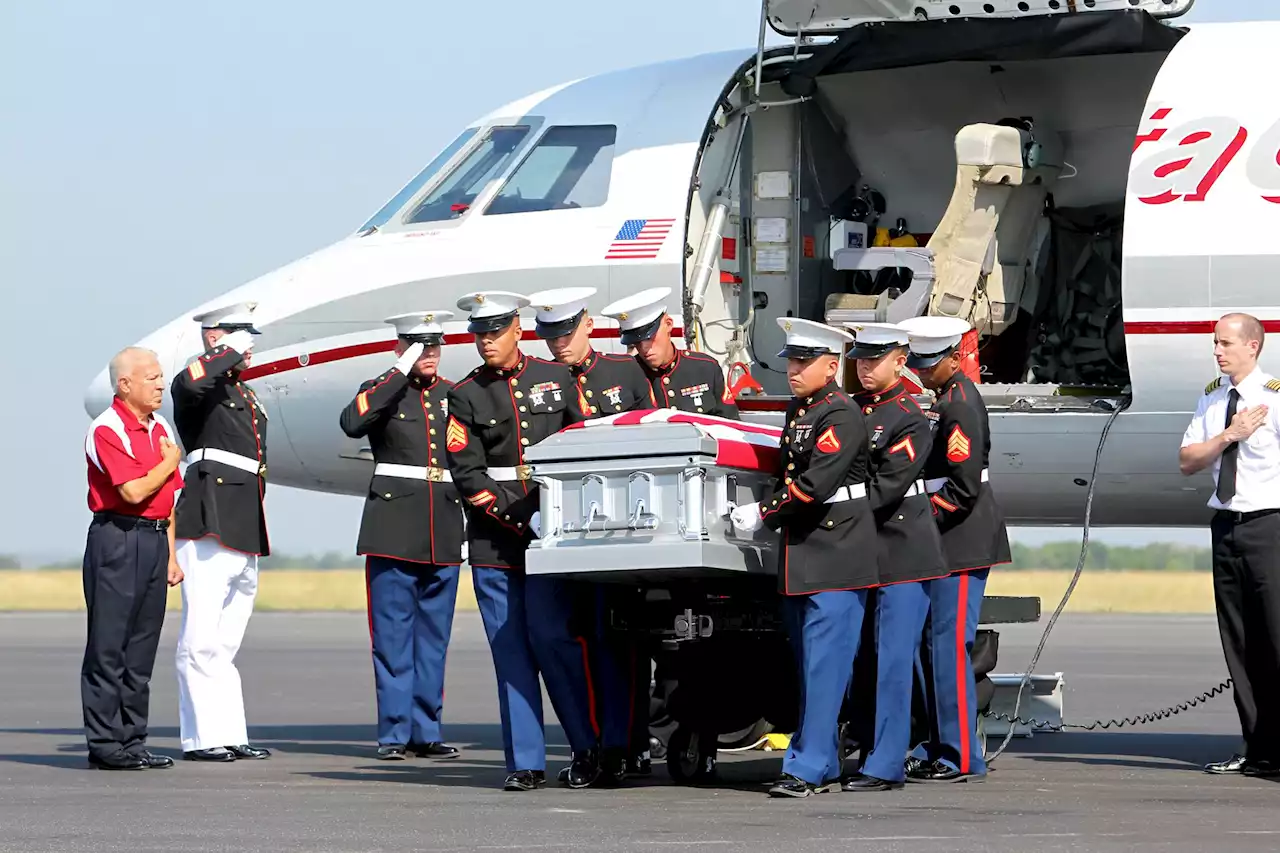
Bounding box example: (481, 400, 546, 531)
(84, 365, 114, 419)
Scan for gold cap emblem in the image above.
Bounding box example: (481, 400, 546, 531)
(542, 305, 553, 312)
(475, 294, 485, 303)
(784, 320, 793, 332)
(619, 312, 629, 321)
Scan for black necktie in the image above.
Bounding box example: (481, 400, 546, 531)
(1217, 388, 1241, 504)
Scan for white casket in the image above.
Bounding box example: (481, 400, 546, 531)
(524, 411, 784, 583)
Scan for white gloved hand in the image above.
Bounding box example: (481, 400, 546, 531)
(529, 511, 542, 538)
(394, 342, 425, 375)
(221, 330, 255, 356)
(730, 502, 763, 533)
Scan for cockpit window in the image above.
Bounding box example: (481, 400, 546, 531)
(357, 128, 478, 233)
(484, 125, 617, 216)
(402, 126, 531, 224)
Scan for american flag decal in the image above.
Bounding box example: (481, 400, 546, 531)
(605, 218, 675, 260)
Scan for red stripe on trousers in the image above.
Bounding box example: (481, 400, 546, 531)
(577, 636, 600, 737)
(956, 571, 971, 774)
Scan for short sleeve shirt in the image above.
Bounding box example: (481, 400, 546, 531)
(86, 397, 183, 519)
(1181, 368, 1280, 513)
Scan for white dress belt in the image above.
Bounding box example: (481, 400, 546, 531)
(488, 466, 533, 482)
(824, 483, 868, 504)
(925, 468, 989, 494)
(373, 463, 452, 483)
(185, 448, 264, 475)
(901, 479, 928, 498)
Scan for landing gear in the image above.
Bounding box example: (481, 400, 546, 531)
(666, 726, 718, 783)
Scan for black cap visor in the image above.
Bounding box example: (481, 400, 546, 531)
(215, 322, 262, 335)
(619, 313, 664, 346)
(400, 333, 444, 347)
(534, 309, 586, 340)
(467, 311, 517, 335)
(777, 344, 836, 360)
(846, 341, 904, 360)
(905, 345, 956, 371)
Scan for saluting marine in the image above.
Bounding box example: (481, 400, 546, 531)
(900, 316, 1010, 784)
(446, 290, 591, 792)
(338, 311, 464, 763)
(731, 319, 879, 799)
(602, 286, 739, 420)
(170, 301, 272, 763)
(528, 287, 658, 788)
(842, 322, 947, 793)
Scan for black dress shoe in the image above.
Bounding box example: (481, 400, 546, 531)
(408, 741, 460, 759)
(841, 773, 905, 792)
(184, 747, 236, 762)
(1205, 754, 1249, 774)
(768, 772, 833, 798)
(377, 745, 407, 760)
(1243, 759, 1280, 778)
(503, 769, 547, 791)
(560, 749, 602, 789)
(129, 750, 175, 769)
(597, 748, 628, 787)
(225, 744, 271, 759)
(88, 751, 148, 771)
(907, 760, 985, 784)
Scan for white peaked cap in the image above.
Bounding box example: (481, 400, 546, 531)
(899, 315, 972, 369)
(775, 317, 853, 358)
(528, 287, 597, 338)
(600, 287, 672, 344)
(844, 321, 911, 358)
(384, 310, 454, 340)
(193, 301, 261, 334)
(456, 290, 532, 333)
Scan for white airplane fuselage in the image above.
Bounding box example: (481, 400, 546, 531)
(84, 10, 1280, 530)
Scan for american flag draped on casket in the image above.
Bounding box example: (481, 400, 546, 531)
(561, 409, 784, 473)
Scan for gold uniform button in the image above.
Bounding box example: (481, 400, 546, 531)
(520, 405, 528, 412)
(385, 493, 392, 499)
(521, 421, 529, 428)
(515, 391, 524, 399)
(696, 407, 703, 413)
(663, 377, 671, 385)
(789, 420, 796, 428)
(430, 443, 437, 450)
(399, 413, 406, 419)
(896, 515, 904, 521)
(490, 419, 497, 425)
(586, 390, 593, 398)
(826, 520, 835, 528)
(787, 463, 796, 471)
(785, 477, 793, 485)
(430, 428, 437, 435)
(504, 514, 510, 521)
(798, 409, 806, 417)
(217, 478, 224, 484)
(428, 414, 435, 421)
(864, 406, 873, 415)
(521, 437, 529, 446)
(667, 390, 675, 397)
(591, 406, 598, 414)
(578, 376, 587, 384)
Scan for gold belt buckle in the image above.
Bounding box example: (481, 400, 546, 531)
(258, 463, 268, 478)
(426, 466, 445, 482)
(515, 464, 533, 481)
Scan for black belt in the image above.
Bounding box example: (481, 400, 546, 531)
(1215, 507, 1280, 524)
(93, 512, 170, 532)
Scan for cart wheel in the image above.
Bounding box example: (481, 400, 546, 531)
(666, 727, 717, 784)
(718, 718, 771, 750)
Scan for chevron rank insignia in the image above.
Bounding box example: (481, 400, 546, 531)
(355, 391, 370, 415)
(946, 425, 971, 463)
(187, 360, 206, 381)
(815, 426, 841, 454)
(1266, 379, 1280, 393)
(1206, 377, 1223, 394)
(446, 416, 468, 452)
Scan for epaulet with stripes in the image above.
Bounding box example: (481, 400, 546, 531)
(1265, 379, 1280, 393)
(1205, 377, 1223, 394)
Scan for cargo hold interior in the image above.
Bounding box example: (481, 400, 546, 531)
(700, 12, 1186, 403)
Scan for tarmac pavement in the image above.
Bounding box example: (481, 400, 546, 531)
(0, 611, 1274, 852)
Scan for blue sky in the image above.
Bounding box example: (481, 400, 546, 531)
(2, 0, 1270, 563)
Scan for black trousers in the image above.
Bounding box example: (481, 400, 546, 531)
(81, 515, 169, 759)
(1211, 509, 1280, 761)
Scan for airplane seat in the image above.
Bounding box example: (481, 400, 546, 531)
(924, 121, 1063, 336)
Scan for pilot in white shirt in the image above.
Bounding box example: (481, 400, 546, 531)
(1179, 312, 1280, 779)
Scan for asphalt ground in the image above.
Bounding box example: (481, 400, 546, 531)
(1, 612, 1275, 852)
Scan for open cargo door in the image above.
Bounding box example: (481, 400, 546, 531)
(765, 0, 1195, 35)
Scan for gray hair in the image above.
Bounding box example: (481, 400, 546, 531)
(109, 346, 159, 396)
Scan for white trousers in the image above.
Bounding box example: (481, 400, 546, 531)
(175, 537, 259, 751)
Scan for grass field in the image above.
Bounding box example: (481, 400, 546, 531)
(0, 569, 1213, 614)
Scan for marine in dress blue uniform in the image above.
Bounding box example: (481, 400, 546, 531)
(842, 322, 948, 793)
(170, 302, 272, 763)
(338, 311, 464, 762)
(601, 288, 741, 771)
(900, 316, 1010, 783)
(447, 290, 591, 791)
(731, 319, 878, 798)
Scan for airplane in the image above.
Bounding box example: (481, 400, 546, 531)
(83, 0, 1273, 534)
(81, 0, 1280, 777)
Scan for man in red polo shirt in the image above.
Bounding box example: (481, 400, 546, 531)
(83, 346, 185, 770)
